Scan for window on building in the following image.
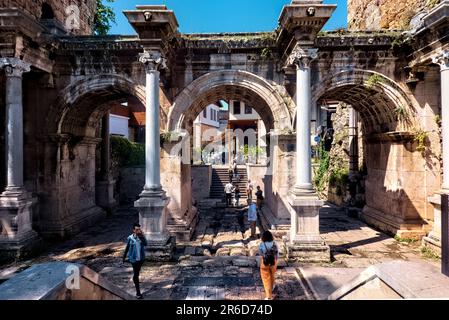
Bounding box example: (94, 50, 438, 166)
(203, 109, 207, 118)
(234, 101, 241, 115)
(245, 105, 252, 114)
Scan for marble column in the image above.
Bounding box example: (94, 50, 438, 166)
(96, 111, 116, 211)
(1, 58, 30, 197)
(292, 48, 317, 195)
(433, 51, 449, 192)
(134, 51, 174, 260)
(287, 47, 329, 262)
(0, 58, 41, 262)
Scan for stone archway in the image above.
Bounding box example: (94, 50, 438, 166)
(168, 70, 293, 133)
(312, 69, 434, 239)
(312, 69, 419, 134)
(40, 74, 149, 238)
(46, 74, 146, 137)
(163, 70, 295, 240)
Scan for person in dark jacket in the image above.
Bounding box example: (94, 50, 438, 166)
(123, 223, 147, 299)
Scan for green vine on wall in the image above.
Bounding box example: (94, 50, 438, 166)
(365, 74, 384, 89)
(414, 129, 428, 153)
(261, 48, 273, 60)
(313, 143, 330, 193)
(111, 136, 145, 166)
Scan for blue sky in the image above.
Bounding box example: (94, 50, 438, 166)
(108, 0, 348, 35)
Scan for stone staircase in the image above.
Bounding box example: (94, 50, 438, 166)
(210, 166, 248, 200)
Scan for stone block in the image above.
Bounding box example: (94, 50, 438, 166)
(145, 236, 176, 262)
(288, 243, 331, 263)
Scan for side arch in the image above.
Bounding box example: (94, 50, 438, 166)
(167, 70, 293, 132)
(312, 69, 419, 134)
(46, 74, 147, 137)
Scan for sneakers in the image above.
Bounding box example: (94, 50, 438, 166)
(136, 293, 143, 300)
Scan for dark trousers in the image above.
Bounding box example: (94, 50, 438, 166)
(131, 261, 144, 295)
(225, 193, 232, 206)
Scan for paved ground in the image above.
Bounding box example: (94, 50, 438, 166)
(0, 203, 441, 300)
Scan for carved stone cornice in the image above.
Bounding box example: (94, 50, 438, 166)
(139, 51, 167, 72)
(285, 45, 318, 69)
(0, 58, 31, 77)
(433, 50, 449, 71)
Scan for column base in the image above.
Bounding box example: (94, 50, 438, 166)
(145, 236, 176, 262)
(134, 188, 176, 261)
(291, 184, 316, 196)
(0, 193, 43, 264)
(287, 242, 331, 264)
(287, 191, 330, 263)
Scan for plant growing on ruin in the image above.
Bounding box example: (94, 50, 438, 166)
(394, 106, 409, 122)
(365, 73, 384, 89)
(110, 136, 145, 166)
(260, 48, 273, 60)
(434, 114, 442, 126)
(427, 0, 441, 9)
(413, 129, 428, 153)
(313, 143, 330, 193)
(160, 131, 181, 145)
(421, 246, 440, 260)
(94, 0, 116, 36)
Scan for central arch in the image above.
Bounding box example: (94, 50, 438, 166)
(167, 70, 293, 133)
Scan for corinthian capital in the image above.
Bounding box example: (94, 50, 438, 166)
(286, 46, 318, 69)
(432, 51, 449, 71)
(0, 58, 31, 77)
(139, 51, 167, 72)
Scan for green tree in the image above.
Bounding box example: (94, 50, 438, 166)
(93, 0, 116, 36)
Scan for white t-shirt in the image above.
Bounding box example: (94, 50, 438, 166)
(225, 183, 234, 193)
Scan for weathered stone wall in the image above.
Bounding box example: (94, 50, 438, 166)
(118, 166, 145, 204)
(191, 165, 212, 203)
(247, 164, 268, 197)
(348, 0, 440, 31)
(0, 0, 96, 35)
(266, 134, 296, 220)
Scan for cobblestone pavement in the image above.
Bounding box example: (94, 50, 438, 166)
(320, 205, 439, 269)
(0, 203, 440, 300)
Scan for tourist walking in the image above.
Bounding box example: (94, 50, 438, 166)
(247, 199, 258, 238)
(224, 182, 234, 206)
(228, 165, 234, 183)
(234, 185, 241, 207)
(259, 231, 279, 300)
(247, 179, 254, 200)
(255, 186, 264, 211)
(123, 223, 147, 299)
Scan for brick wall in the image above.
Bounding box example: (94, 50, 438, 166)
(1, 0, 96, 35)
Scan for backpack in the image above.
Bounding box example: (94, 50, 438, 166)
(262, 242, 277, 266)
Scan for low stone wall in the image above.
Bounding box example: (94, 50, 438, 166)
(118, 166, 145, 204)
(0, 262, 133, 300)
(191, 165, 212, 203)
